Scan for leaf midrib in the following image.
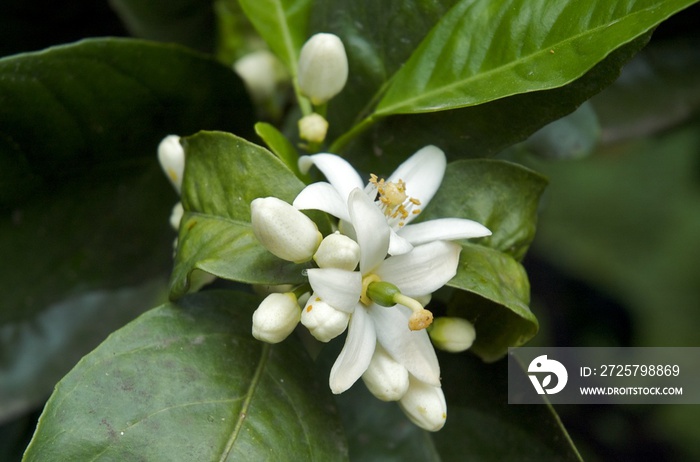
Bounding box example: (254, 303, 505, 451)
(218, 343, 271, 462)
(376, 2, 668, 115)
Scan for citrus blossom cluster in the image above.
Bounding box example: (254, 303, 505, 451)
(250, 145, 490, 431)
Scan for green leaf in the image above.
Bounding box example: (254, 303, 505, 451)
(446, 245, 537, 362)
(376, 0, 699, 115)
(255, 121, 305, 179)
(0, 279, 167, 422)
(170, 131, 326, 297)
(0, 38, 253, 207)
(108, 0, 216, 52)
(170, 213, 308, 297)
(23, 290, 348, 461)
(0, 167, 174, 325)
(420, 159, 548, 261)
(238, 0, 313, 74)
(434, 352, 581, 461)
(0, 38, 253, 324)
(336, 34, 649, 173)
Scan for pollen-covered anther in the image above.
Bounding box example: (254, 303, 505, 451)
(409, 309, 434, 331)
(369, 175, 421, 226)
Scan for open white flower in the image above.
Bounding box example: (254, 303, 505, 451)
(303, 189, 458, 431)
(293, 145, 491, 255)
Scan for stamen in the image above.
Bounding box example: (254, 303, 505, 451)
(367, 175, 421, 225)
(394, 293, 434, 330)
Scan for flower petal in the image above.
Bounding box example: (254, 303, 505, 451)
(293, 182, 350, 221)
(329, 306, 376, 394)
(387, 228, 414, 255)
(369, 304, 440, 386)
(307, 268, 362, 313)
(374, 241, 461, 296)
(299, 154, 364, 200)
(348, 189, 390, 273)
(386, 145, 445, 210)
(397, 218, 491, 246)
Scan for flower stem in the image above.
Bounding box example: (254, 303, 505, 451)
(329, 115, 378, 153)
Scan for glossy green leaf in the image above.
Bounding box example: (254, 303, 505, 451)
(238, 0, 313, 74)
(0, 38, 253, 323)
(0, 38, 253, 207)
(170, 213, 309, 297)
(108, 0, 216, 52)
(255, 121, 305, 179)
(434, 352, 581, 461)
(0, 279, 167, 422)
(336, 34, 648, 173)
(0, 167, 174, 325)
(376, 0, 699, 115)
(23, 290, 348, 461)
(420, 159, 548, 261)
(447, 245, 537, 361)
(170, 131, 325, 297)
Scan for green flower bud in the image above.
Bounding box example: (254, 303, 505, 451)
(313, 232, 360, 270)
(297, 33, 348, 105)
(251, 197, 322, 263)
(298, 113, 329, 143)
(429, 317, 476, 353)
(252, 293, 301, 343)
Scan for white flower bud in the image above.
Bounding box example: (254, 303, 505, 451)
(234, 50, 288, 103)
(252, 293, 301, 343)
(297, 33, 348, 105)
(429, 317, 476, 353)
(398, 377, 447, 432)
(362, 344, 409, 401)
(157, 135, 185, 193)
(300, 294, 350, 342)
(298, 113, 329, 143)
(313, 232, 360, 270)
(169, 202, 184, 230)
(251, 197, 322, 263)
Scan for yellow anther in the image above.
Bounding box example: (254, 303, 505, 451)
(368, 175, 420, 224)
